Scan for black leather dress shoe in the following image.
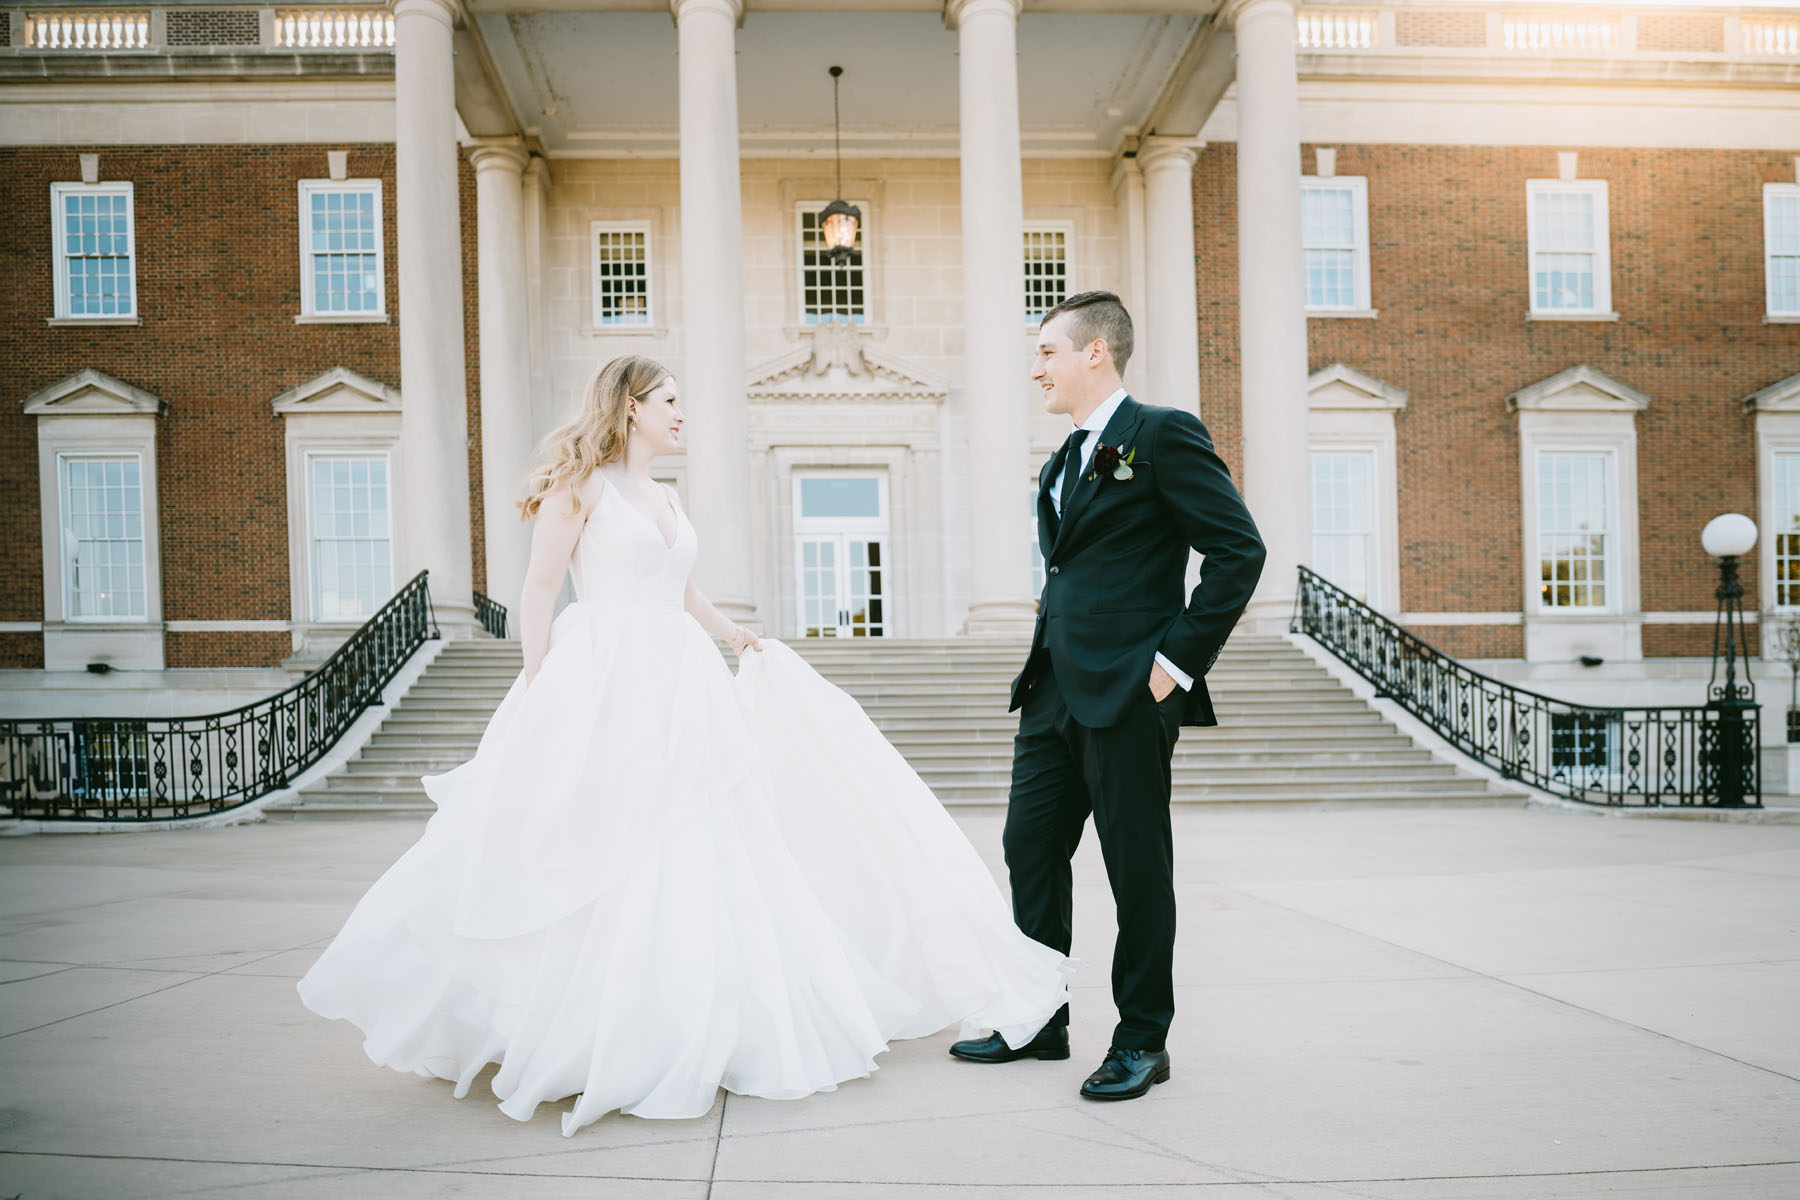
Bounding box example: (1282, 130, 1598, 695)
(948, 1025, 1070, 1063)
(1079, 1046, 1170, 1100)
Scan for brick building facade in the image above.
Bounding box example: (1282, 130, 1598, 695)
(0, 144, 484, 670)
(1, 0, 1796, 706)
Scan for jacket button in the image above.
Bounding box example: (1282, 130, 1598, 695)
(1047, 566, 1060, 575)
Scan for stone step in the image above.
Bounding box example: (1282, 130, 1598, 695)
(272, 784, 1512, 814)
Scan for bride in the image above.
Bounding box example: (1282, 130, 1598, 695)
(297, 354, 1075, 1135)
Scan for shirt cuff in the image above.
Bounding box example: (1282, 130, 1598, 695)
(1154, 652, 1194, 692)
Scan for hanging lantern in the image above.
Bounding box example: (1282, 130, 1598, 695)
(820, 198, 861, 261)
(817, 66, 861, 265)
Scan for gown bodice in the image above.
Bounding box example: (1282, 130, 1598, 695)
(569, 481, 696, 611)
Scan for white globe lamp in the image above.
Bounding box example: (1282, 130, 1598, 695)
(1701, 513, 1757, 559)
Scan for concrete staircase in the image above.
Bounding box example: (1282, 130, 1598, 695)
(263, 634, 1520, 817)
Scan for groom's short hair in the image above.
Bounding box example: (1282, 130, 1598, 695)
(1041, 290, 1133, 375)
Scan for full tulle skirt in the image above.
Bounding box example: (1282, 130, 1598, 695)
(297, 604, 1074, 1133)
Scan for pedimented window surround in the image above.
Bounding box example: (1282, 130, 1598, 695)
(744, 330, 947, 637)
(1746, 370, 1800, 621)
(1508, 365, 1648, 662)
(271, 367, 404, 659)
(24, 368, 166, 670)
(1308, 364, 1405, 613)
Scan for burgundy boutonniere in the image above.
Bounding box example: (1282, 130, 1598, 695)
(1086, 443, 1137, 483)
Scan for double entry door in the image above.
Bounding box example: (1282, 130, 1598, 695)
(793, 473, 889, 638)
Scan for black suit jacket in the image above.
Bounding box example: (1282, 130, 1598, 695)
(1009, 396, 1266, 729)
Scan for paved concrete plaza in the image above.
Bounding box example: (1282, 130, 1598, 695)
(1, 805, 1798, 1199)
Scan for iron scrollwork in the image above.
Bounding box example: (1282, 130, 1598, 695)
(0, 570, 440, 823)
(1291, 567, 1760, 808)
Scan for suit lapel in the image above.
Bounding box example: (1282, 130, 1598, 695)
(1037, 453, 1060, 562)
(1052, 396, 1144, 555)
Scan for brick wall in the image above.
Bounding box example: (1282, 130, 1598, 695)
(0, 143, 483, 669)
(1192, 144, 1796, 656)
(1637, 14, 1723, 53)
(164, 9, 262, 46)
(1394, 9, 1487, 48)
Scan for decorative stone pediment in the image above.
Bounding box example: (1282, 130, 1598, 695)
(1506, 365, 1648, 413)
(747, 322, 948, 405)
(1308, 363, 1407, 411)
(271, 367, 401, 416)
(23, 368, 165, 416)
(1744, 370, 1800, 413)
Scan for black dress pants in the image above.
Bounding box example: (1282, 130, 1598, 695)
(1002, 662, 1181, 1052)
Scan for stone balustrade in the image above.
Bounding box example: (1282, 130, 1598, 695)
(6, 6, 392, 53)
(1295, 5, 1800, 59)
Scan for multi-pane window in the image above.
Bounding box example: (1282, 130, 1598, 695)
(1310, 450, 1376, 603)
(61, 455, 147, 620)
(1023, 225, 1070, 325)
(1527, 180, 1611, 315)
(1766, 184, 1800, 318)
(52, 183, 136, 319)
(299, 180, 384, 317)
(1300, 177, 1370, 311)
(1537, 451, 1612, 610)
(591, 222, 653, 327)
(1774, 453, 1800, 608)
(309, 455, 392, 621)
(799, 204, 866, 323)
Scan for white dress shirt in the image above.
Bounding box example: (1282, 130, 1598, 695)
(1052, 388, 1195, 693)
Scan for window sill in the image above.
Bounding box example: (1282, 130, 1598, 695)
(46, 316, 141, 327)
(580, 324, 667, 338)
(1527, 311, 1620, 323)
(295, 313, 389, 324)
(1307, 308, 1379, 320)
(1766, 314, 1800, 324)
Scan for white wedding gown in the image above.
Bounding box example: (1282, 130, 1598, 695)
(297, 482, 1076, 1135)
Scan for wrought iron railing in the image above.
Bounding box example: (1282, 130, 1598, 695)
(1292, 567, 1760, 808)
(0, 570, 438, 822)
(472, 590, 509, 639)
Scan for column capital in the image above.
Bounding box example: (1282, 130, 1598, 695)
(1136, 136, 1201, 173)
(390, 0, 459, 31)
(524, 154, 553, 196)
(467, 139, 529, 176)
(943, 0, 1020, 32)
(670, 0, 743, 27)
(1220, 0, 1297, 30)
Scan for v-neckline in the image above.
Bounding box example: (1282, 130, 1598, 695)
(602, 474, 680, 551)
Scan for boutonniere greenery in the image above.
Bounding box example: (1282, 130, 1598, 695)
(1087, 443, 1137, 483)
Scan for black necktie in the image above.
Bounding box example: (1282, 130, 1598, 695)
(1057, 428, 1088, 516)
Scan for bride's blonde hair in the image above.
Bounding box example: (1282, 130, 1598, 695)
(518, 354, 672, 519)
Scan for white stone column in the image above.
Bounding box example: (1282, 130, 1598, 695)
(672, 0, 757, 627)
(1109, 155, 1150, 391)
(949, 0, 1036, 636)
(522, 155, 555, 447)
(470, 140, 532, 634)
(1228, 0, 1309, 628)
(393, 0, 474, 630)
(1138, 137, 1201, 418)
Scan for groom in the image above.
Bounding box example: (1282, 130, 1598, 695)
(950, 291, 1265, 1100)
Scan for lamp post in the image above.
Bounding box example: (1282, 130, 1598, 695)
(1702, 513, 1759, 807)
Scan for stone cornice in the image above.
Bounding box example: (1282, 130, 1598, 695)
(1308, 363, 1408, 411)
(0, 51, 393, 82)
(24, 368, 166, 416)
(1507, 365, 1649, 414)
(1745, 370, 1800, 414)
(271, 367, 401, 416)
